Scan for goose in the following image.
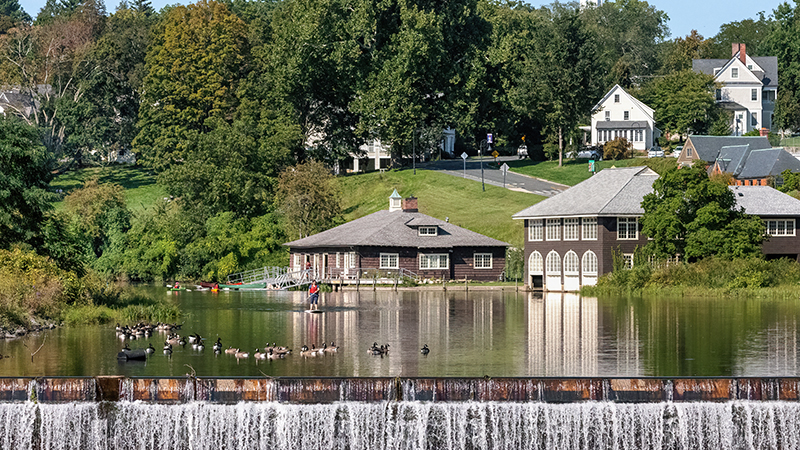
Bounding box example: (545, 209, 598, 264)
(266, 348, 278, 359)
(420, 344, 430, 355)
(301, 345, 318, 357)
(235, 349, 250, 359)
(323, 342, 339, 352)
(145, 343, 155, 355)
(212, 338, 222, 352)
(195, 341, 205, 351)
(163, 342, 173, 355)
(178, 336, 187, 347)
(225, 347, 238, 355)
(253, 349, 265, 359)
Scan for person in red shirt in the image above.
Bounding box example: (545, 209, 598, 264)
(308, 281, 319, 309)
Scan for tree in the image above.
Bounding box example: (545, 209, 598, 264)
(582, 0, 669, 86)
(0, 0, 31, 32)
(276, 161, 342, 239)
(511, 4, 604, 166)
(708, 13, 774, 58)
(659, 30, 712, 73)
(63, 178, 131, 260)
(0, 118, 54, 249)
(603, 137, 632, 160)
(637, 69, 718, 137)
(764, 2, 800, 133)
(641, 164, 764, 261)
(134, 0, 249, 172)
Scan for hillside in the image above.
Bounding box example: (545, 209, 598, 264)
(336, 169, 543, 248)
(51, 165, 164, 212)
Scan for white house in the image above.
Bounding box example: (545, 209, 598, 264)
(590, 84, 660, 152)
(348, 128, 456, 173)
(693, 43, 778, 135)
(580, 0, 602, 8)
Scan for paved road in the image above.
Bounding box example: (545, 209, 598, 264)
(420, 156, 567, 197)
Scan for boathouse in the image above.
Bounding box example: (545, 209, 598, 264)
(513, 166, 800, 291)
(284, 191, 508, 282)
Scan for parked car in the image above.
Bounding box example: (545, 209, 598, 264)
(648, 147, 664, 158)
(671, 145, 683, 157)
(517, 145, 528, 159)
(572, 148, 602, 160)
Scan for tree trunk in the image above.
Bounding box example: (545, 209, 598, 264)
(558, 127, 563, 167)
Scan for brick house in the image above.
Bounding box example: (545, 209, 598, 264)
(284, 191, 508, 282)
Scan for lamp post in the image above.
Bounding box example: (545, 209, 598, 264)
(479, 139, 487, 192)
(413, 129, 416, 175)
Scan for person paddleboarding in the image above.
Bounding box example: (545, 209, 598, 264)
(308, 281, 320, 310)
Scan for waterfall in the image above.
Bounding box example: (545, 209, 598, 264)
(3, 401, 800, 450)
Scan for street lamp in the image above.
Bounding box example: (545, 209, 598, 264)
(479, 139, 487, 192)
(413, 129, 416, 175)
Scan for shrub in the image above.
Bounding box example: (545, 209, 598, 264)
(603, 137, 632, 160)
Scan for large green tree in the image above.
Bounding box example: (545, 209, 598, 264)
(659, 30, 712, 73)
(0, 118, 53, 249)
(637, 69, 718, 137)
(764, 1, 800, 133)
(641, 165, 764, 260)
(276, 161, 342, 239)
(134, 0, 248, 172)
(708, 13, 774, 58)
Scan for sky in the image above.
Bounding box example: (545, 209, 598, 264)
(18, 0, 790, 40)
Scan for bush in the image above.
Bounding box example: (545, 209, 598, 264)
(603, 137, 632, 160)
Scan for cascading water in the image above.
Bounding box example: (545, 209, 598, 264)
(3, 401, 800, 450)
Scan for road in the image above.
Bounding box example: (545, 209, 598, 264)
(420, 156, 567, 197)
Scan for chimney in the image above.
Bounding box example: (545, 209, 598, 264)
(402, 197, 418, 212)
(732, 43, 746, 64)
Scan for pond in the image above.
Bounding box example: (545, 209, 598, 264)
(0, 286, 798, 377)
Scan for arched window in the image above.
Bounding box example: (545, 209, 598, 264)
(545, 251, 561, 275)
(582, 250, 598, 275)
(529, 251, 543, 275)
(564, 251, 579, 275)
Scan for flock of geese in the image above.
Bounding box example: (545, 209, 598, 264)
(116, 322, 432, 361)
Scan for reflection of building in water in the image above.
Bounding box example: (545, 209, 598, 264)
(737, 316, 798, 375)
(527, 293, 604, 376)
(614, 303, 640, 375)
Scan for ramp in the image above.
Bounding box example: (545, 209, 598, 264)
(225, 267, 313, 290)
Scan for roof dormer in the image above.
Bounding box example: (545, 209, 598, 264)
(389, 189, 402, 212)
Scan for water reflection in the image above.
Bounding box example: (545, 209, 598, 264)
(0, 287, 799, 377)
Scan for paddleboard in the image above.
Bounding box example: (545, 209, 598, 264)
(304, 309, 324, 314)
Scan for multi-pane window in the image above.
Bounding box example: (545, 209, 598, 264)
(293, 254, 301, 271)
(623, 111, 629, 120)
(546, 219, 560, 241)
(582, 251, 598, 275)
(419, 254, 448, 270)
(564, 251, 579, 275)
(545, 251, 561, 274)
(564, 218, 579, 240)
(345, 252, 357, 269)
(752, 89, 758, 101)
(622, 254, 634, 269)
(605, 111, 611, 121)
(418, 226, 438, 236)
(529, 251, 543, 275)
(582, 218, 597, 240)
(474, 253, 493, 269)
(614, 94, 620, 103)
(635, 129, 643, 142)
(380, 253, 398, 269)
(764, 219, 796, 236)
(528, 219, 543, 241)
(751, 113, 758, 127)
(336, 252, 340, 268)
(617, 217, 638, 240)
(731, 67, 739, 78)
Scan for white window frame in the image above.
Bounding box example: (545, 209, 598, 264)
(731, 67, 739, 79)
(545, 251, 561, 275)
(380, 253, 398, 269)
(582, 250, 598, 275)
(617, 217, 638, 240)
(751, 112, 758, 127)
(564, 251, 579, 276)
(605, 111, 610, 121)
(528, 219, 543, 241)
(546, 218, 560, 241)
(582, 217, 597, 240)
(293, 254, 301, 272)
(614, 94, 619, 103)
(418, 226, 438, 236)
(564, 218, 579, 241)
(336, 252, 340, 268)
(529, 251, 543, 275)
(622, 253, 634, 269)
(764, 219, 796, 236)
(623, 111, 629, 120)
(751, 89, 758, 102)
(419, 253, 449, 270)
(474, 253, 493, 269)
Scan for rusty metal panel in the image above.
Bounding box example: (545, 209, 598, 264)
(779, 378, 800, 401)
(0, 378, 33, 402)
(673, 379, 733, 401)
(434, 378, 475, 401)
(124, 378, 193, 403)
(95, 376, 124, 401)
(540, 379, 598, 403)
(404, 378, 435, 401)
(340, 378, 396, 402)
(608, 379, 667, 403)
(277, 378, 342, 403)
(476, 378, 539, 402)
(36, 378, 96, 402)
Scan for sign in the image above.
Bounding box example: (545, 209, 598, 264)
(461, 152, 468, 161)
(492, 150, 499, 159)
(589, 160, 596, 174)
(500, 163, 509, 174)
(487, 133, 493, 144)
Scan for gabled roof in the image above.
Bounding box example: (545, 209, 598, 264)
(730, 186, 800, 216)
(692, 55, 778, 87)
(715, 145, 751, 176)
(512, 167, 659, 219)
(285, 210, 508, 249)
(591, 84, 654, 118)
(737, 148, 800, 179)
(687, 135, 772, 163)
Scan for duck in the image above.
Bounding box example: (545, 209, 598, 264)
(420, 344, 430, 355)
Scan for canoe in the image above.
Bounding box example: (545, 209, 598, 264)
(168, 287, 186, 291)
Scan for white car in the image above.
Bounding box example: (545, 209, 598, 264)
(648, 148, 664, 158)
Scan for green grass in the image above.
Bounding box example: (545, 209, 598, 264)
(781, 136, 800, 147)
(336, 169, 543, 248)
(506, 157, 650, 186)
(51, 165, 165, 212)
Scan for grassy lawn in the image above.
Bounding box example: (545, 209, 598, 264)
(51, 165, 165, 212)
(781, 136, 800, 147)
(506, 157, 660, 186)
(336, 169, 543, 248)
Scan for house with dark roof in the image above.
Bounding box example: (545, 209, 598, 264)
(590, 84, 660, 152)
(711, 146, 800, 186)
(284, 190, 509, 282)
(693, 43, 778, 134)
(676, 135, 771, 167)
(513, 167, 800, 291)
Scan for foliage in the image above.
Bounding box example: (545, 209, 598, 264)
(764, 2, 800, 132)
(659, 30, 712, 73)
(641, 164, 765, 261)
(134, 0, 249, 172)
(504, 247, 524, 281)
(603, 137, 632, 160)
(708, 13, 774, 58)
(63, 179, 132, 264)
(637, 69, 719, 137)
(709, 110, 733, 136)
(779, 168, 800, 193)
(0, 118, 54, 249)
(277, 161, 342, 240)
